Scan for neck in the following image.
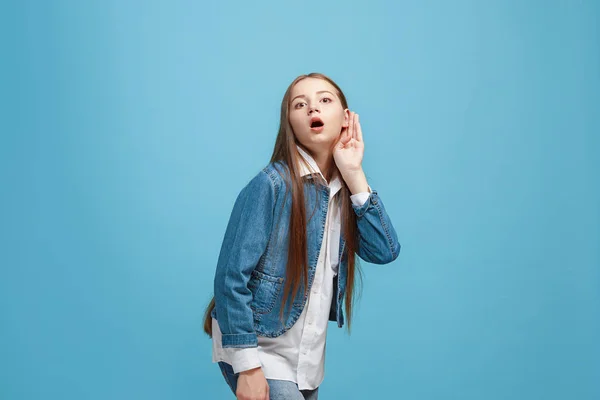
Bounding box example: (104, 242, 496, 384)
(311, 149, 336, 183)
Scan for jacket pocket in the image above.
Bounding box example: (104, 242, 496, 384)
(248, 270, 284, 315)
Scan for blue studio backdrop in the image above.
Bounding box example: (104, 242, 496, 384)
(1, 1, 598, 399)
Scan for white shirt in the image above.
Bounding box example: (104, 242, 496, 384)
(211, 145, 370, 390)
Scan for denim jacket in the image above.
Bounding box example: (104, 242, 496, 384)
(211, 160, 401, 348)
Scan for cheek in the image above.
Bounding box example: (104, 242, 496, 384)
(329, 106, 345, 121)
(328, 110, 345, 128)
(289, 114, 304, 132)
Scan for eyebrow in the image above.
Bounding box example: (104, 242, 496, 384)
(291, 90, 335, 103)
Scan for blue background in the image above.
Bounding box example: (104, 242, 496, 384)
(1, 1, 599, 399)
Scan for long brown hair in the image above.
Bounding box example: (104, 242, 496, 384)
(203, 73, 363, 337)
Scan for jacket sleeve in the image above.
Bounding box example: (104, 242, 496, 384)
(351, 187, 401, 264)
(213, 170, 275, 348)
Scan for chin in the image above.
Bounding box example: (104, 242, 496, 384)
(309, 133, 336, 145)
(313, 127, 338, 138)
(297, 129, 338, 149)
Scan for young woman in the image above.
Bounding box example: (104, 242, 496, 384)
(202, 73, 401, 400)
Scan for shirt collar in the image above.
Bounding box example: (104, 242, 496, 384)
(296, 144, 343, 197)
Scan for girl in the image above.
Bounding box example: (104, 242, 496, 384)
(202, 73, 400, 400)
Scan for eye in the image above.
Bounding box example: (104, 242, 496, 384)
(294, 101, 306, 109)
(321, 97, 332, 103)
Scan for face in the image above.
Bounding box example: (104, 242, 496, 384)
(288, 77, 349, 154)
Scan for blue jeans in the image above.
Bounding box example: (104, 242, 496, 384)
(218, 361, 319, 400)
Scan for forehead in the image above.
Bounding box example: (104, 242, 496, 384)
(290, 77, 338, 99)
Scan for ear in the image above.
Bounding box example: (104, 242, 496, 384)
(342, 108, 350, 128)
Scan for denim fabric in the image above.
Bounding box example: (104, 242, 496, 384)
(211, 160, 401, 348)
(218, 361, 319, 400)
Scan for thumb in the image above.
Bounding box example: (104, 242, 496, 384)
(336, 129, 349, 148)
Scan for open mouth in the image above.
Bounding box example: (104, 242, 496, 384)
(310, 117, 324, 129)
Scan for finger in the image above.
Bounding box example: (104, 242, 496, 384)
(348, 111, 354, 144)
(341, 132, 350, 147)
(338, 127, 348, 147)
(345, 125, 353, 144)
(353, 113, 358, 141)
(356, 114, 363, 142)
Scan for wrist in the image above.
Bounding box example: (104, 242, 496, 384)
(341, 168, 369, 195)
(239, 366, 262, 376)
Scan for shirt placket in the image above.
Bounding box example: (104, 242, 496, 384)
(297, 190, 332, 384)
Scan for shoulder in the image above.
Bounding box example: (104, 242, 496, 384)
(240, 161, 287, 201)
(261, 160, 291, 196)
(266, 159, 294, 182)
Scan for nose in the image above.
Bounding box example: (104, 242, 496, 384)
(308, 105, 320, 114)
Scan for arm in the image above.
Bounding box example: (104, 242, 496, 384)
(213, 170, 275, 351)
(344, 169, 401, 264)
(351, 187, 401, 264)
(334, 112, 401, 265)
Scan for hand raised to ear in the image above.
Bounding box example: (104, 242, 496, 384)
(333, 111, 364, 175)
